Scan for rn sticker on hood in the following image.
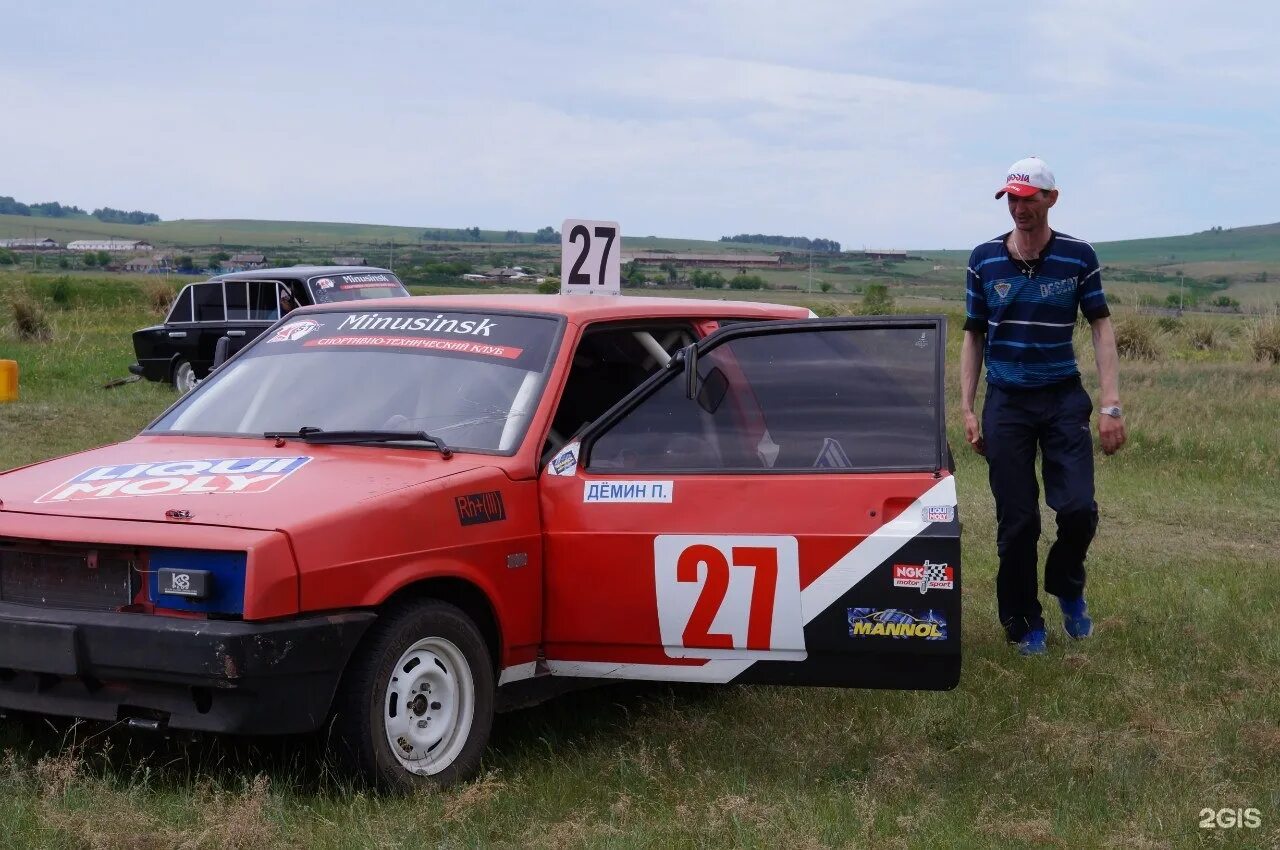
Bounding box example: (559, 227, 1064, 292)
(35, 456, 312, 503)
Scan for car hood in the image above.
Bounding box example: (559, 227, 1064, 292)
(0, 435, 491, 531)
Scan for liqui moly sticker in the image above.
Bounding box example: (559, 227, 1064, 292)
(316, 277, 335, 289)
(584, 480, 674, 503)
(35, 457, 312, 503)
(269, 319, 322, 343)
(922, 505, 955, 523)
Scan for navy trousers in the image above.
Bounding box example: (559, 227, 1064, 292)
(982, 377, 1099, 642)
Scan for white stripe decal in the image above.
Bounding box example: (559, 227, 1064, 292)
(800, 475, 954, 623)
(497, 662, 539, 685)
(545, 476, 958, 684)
(1083, 268, 1100, 280)
(545, 657, 754, 682)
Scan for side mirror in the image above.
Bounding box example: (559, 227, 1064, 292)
(212, 335, 231, 369)
(682, 343, 698, 400)
(696, 366, 729, 414)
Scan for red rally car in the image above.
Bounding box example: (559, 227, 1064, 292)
(0, 294, 960, 790)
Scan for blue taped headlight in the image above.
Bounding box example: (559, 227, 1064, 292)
(148, 549, 246, 615)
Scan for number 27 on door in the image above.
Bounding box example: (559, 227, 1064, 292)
(654, 535, 807, 661)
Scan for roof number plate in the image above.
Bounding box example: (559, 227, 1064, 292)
(561, 219, 621, 296)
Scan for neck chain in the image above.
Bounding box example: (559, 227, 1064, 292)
(1009, 236, 1039, 279)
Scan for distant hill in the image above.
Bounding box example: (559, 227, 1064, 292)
(0, 214, 787, 254)
(1093, 222, 1280, 266)
(1, 212, 1277, 270)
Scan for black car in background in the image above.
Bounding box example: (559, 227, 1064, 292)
(130, 266, 410, 391)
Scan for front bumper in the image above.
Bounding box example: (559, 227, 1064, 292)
(0, 602, 375, 734)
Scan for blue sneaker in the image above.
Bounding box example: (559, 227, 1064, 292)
(1059, 596, 1093, 639)
(1017, 627, 1047, 656)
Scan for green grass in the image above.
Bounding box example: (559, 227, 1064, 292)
(4, 210, 1278, 315)
(0, 215, 788, 257)
(0, 214, 535, 251)
(6, 209, 1279, 264)
(1097, 222, 1280, 266)
(0, 274, 1278, 847)
(915, 222, 1280, 268)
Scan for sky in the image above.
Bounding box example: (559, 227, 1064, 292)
(1, 0, 1277, 249)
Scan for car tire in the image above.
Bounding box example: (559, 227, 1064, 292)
(331, 600, 494, 791)
(171, 359, 196, 393)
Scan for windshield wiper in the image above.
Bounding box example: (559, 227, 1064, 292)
(264, 427, 453, 458)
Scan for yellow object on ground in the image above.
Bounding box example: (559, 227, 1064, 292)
(0, 359, 17, 402)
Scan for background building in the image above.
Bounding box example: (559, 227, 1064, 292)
(66, 239, 154, 252)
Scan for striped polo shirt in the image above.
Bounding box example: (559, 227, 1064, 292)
(964, 230, 1110, 389)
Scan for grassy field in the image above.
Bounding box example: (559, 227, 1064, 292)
(0, 273, 1277, 848)
(4, 210, 1278, 317)
(4, 209, 1278, 262)
(0, 214, 789, 256)
(0, 214, 560, 251)
(1096, 223, 1280, 266)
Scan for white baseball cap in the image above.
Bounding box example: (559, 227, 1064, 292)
(995, 156, 1056, 199)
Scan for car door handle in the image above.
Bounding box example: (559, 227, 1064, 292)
(226, 330, 246, 337)
(167, 331, 187, 338)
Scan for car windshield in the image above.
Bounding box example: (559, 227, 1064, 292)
(306, 272, 409, 304)
(149, 309, 560, 453)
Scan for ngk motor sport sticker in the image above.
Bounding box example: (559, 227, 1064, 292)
(892, 561, 954, 593)
(35, 457, 312, 503)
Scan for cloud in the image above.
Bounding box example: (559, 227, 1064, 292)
(0, 1, 1276, 247)
(1027, 1, 1280, 104)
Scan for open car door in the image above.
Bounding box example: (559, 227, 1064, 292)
(539, 316, 959, 691)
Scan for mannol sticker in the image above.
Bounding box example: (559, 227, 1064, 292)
(583, 480, 674, 503)
(35, 457, 312, 503)
(847, 608, 948, 640)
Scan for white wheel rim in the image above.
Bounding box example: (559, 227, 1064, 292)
(383, 636, 474, 776)
(175, 362, 195, 393)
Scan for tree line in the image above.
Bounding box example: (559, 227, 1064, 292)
(0, 195, 160, 223)
(91, 207, 160, 224)
(420, 225, 560, 244)
(719, 234, 841, 253)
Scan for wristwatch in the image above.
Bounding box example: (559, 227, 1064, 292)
(1100, 405, 1123, 418)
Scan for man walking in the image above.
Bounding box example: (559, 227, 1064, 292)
(960, 156, 1127, 655)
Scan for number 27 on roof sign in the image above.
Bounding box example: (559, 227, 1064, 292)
(561, 219, 621, 296)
